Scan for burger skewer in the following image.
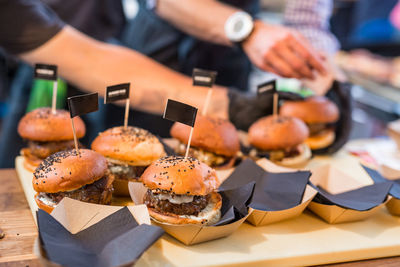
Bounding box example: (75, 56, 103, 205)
(70, 115, 80, 155)
(51, 79, 58, 115)
(67, 92, 99, 155)
(124, 98, 130, 129)
(202, 89, 212, 116)
(163, 99, 198, 160)
(104, 83, 131, 129)
(185, 127, 194, 159)
(273, 92, 279, 116)
(192, 68, 217, 117)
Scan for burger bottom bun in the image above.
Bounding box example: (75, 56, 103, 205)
(306, 129, 335, 150)
(23, 157, 40, 173)
(35, 193, 55, 214)
(148, 192, 222, 225)
(275, 143, 312, 168)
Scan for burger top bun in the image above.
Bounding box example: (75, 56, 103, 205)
(141, 156, 220, 196)
(280, 96, 339, 124)
(33, 149, 107, 193)
(91, 126, 166, 166)
(18, 108, 85, 141)
(170, 115, 240, 157)
(248, 115, 309, 150)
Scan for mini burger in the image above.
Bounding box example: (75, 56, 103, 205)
(33, 149, 113, 213)
(141, 155, 221, 225)
(280, 96, 339, 150)
(91, 126, 166, 196)
(18, 108, 85, 172)
(248, 115, 311, 167)
(170, 115, 240, 169)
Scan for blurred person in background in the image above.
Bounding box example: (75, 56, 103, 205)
(0, 0, 349, 167)
(123, 0, 339, 90)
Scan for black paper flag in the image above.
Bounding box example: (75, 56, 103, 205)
(68, 93, 99, 118)
(163, 99, 198, 127)
(104, 83, 130, 104)
(38, 207, 164, 267)
(257, 80, 276, 95)
(192, 68, 217, 87)
(34, 63, 58, 81)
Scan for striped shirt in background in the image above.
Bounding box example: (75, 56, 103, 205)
(283, 0, 340, 54)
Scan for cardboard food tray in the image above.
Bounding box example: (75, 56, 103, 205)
(129, 181, 250, 245)
(15, 153, 400, 266)
(308, 163, 389, 224)
(218, 158, 317, 226)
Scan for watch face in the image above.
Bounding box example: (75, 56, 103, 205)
(234, 20, 244, 33)
(225, 11, 254, 43)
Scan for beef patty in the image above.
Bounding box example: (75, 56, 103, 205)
(107, 162, 147, 181)
(27, 140, 78, 159)
(144, 189, 210, 216)
(38, 174, 114, 206)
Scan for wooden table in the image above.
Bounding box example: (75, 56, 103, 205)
(0, 169, 399, 267)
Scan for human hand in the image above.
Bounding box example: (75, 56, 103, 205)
(242, 21, 327, 80)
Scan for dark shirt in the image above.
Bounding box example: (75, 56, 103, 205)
(0, 0, 125, 55)
(0, 0, 64, 54)
(42, 0, 125, 41)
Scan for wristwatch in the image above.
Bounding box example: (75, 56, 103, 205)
(224, 11, 254, 44)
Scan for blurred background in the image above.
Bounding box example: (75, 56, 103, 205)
(0, 0, 399, 164)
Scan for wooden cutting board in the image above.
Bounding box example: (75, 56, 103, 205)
(15, 152, 400, 266)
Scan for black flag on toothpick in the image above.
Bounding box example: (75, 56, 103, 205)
(257, 80, 276, 95)
(192, 68, 217, 87)
(67, 93, 99, 118)
(163, 99, 197, 127)
(104, 83, 130, 104)
(34, 63, 58, 81)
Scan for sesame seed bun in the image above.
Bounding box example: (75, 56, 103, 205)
(141, 156, 220, 196)
(18, 108, 85, 141)
(91, 126, 166, 166)
(33, 149, 107, 193)
(248, 115, 309, 151)
(170, 115, 240, 157)
(148, 192, 222, 225)
(280, 96, 339, 124)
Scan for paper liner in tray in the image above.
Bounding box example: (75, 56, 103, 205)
(129, 182, 250, 245)
(308, 164, 391, 224)
(220, 158, 317, 226)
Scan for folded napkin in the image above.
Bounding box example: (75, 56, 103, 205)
(220, 159, 311, 211)
(38, 207, 164, 267)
